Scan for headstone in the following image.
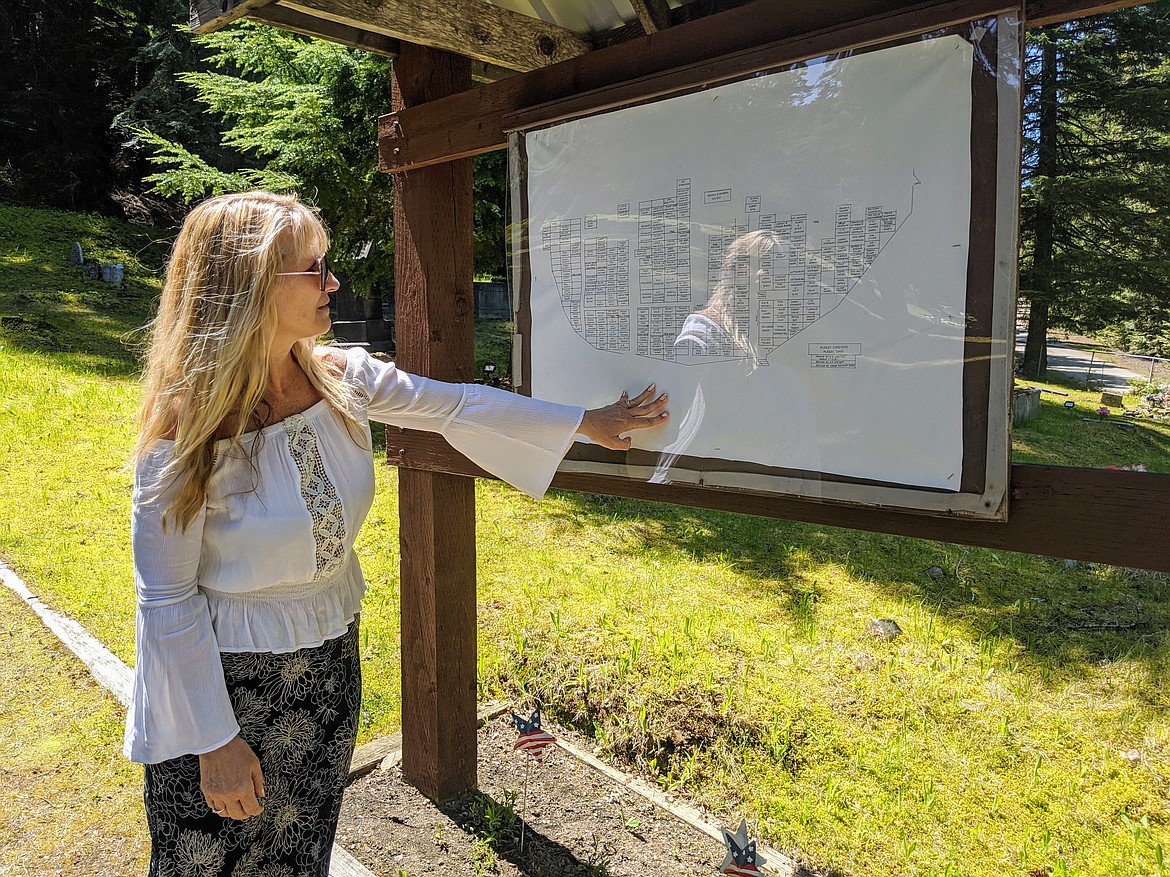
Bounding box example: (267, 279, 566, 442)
(1013, 387, 1041, 425)
(69, 242, 84, 267)
(1100, 391, 1124, 408)
(101, 263, 124, 284)
(473, 281, 511, 320)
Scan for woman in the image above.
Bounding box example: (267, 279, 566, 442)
(124, 191, 667, 876)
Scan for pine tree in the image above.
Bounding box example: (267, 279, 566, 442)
(1018, 2, 1170, 374)
(134, 22, 397, 291)
(113, 0, 238, 196)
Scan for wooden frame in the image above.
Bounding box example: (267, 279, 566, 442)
(376, 0, 1148, 174)
(387, 430, 1170, 572)
(391, 43, 481, 800)
(507, 13, 1018, 520)
(192, 0, 591, 72)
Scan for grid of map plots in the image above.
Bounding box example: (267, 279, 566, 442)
(636, 305, 692, 359)
(753, 204, 898, 346)
(759, 299, 821, 347)
(757, 213, 808, 297)
(542, 217, 585, 330)
(583, 237, 630, 308)
(584, 309, 631, 351)
(637, 179, 692, 304)
(541, 193, 902, 360)
(818, 204, 898, 293)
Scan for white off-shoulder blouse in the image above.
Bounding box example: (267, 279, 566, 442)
(124, 347, 584, 763)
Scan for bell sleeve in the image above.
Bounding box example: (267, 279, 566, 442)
(346, 347, 583, 499)
(123, 445, 240, 764)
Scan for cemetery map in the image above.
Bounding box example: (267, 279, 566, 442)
(518, 25, 1017, 499)
(540, 178, 914, 368)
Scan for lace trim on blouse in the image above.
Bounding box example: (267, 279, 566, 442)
(283, 412, 347, 580)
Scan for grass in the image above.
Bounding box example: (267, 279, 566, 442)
(463, 488, 1169, 876)
(1, 204, 1168, 877)
(0, 585, 149, 876)
(1012, 375, 1170, 471)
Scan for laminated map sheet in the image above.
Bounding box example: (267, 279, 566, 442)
(512, 18, 1020, 516)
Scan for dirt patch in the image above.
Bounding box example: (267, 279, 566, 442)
(338, 716, 805, 877)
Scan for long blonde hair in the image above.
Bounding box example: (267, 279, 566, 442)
(135, 191, 364, 531)
(701, 229, 786, 367)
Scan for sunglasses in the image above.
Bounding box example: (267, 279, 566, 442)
(278, 256, 330, 292)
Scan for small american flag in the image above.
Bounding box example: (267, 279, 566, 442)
(512, 708, 557, 762)
(720, 819, 766, 876)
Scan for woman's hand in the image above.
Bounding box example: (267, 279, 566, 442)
(577, 384, 669, 450)
(199, 735, 265, 820)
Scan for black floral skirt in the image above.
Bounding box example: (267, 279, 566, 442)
(143, 619, 361, 877)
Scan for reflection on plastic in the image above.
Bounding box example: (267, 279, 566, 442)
(649, 383, 705, 484)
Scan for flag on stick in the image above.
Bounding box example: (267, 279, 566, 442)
(719, 819, 766, 876)
(512, 708, 557, 762)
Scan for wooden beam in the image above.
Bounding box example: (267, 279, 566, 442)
(191, 0, 276, 33)
(1025, 0, 1145, 26)
(328, 845, 376, 877)
(379, 0, 899, 171)
(378, 0, 1149, 173)
(378, 0, 1007, 172)
(385, 430, 1170, 574)
(248, 3, 399, 56)
(348, 702, 508, 779)
(472, 60, 519, 84)
(502, 0, 1008, 132)
(629, 0, 673, 33)
(392, 42, 479, 803)
(273, 0, 590, 71)
(593, 0, 750, 48)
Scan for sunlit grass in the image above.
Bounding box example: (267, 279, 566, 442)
(0, 587, 149, 875)
(1, 205, 1168, 877)
(1012, 376, 1170, 471)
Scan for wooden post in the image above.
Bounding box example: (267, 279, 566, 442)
(391, 41, 477, 802)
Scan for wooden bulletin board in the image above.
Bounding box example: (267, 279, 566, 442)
(509, 11, 1022, 520)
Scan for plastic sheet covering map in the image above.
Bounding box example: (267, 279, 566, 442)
(520, 25, 1011, 493)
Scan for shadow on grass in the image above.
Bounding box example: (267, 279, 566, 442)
(544, 490, 1170, 676)
(0, 279, 157, 376)
(0, 206, 168, 377)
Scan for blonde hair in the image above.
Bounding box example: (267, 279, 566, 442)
(135, 191, 364, 531)
(702, 229, 787, 367)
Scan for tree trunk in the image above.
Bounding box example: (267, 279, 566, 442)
(1020, 38, 1058, 379)
(1022, 299, 1049, 376)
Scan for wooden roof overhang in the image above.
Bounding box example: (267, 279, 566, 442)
(191, 0, 1149, 87)
(191, 0, 1150, 80)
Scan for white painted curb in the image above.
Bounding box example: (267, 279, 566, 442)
(0, 558, 132, 706)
